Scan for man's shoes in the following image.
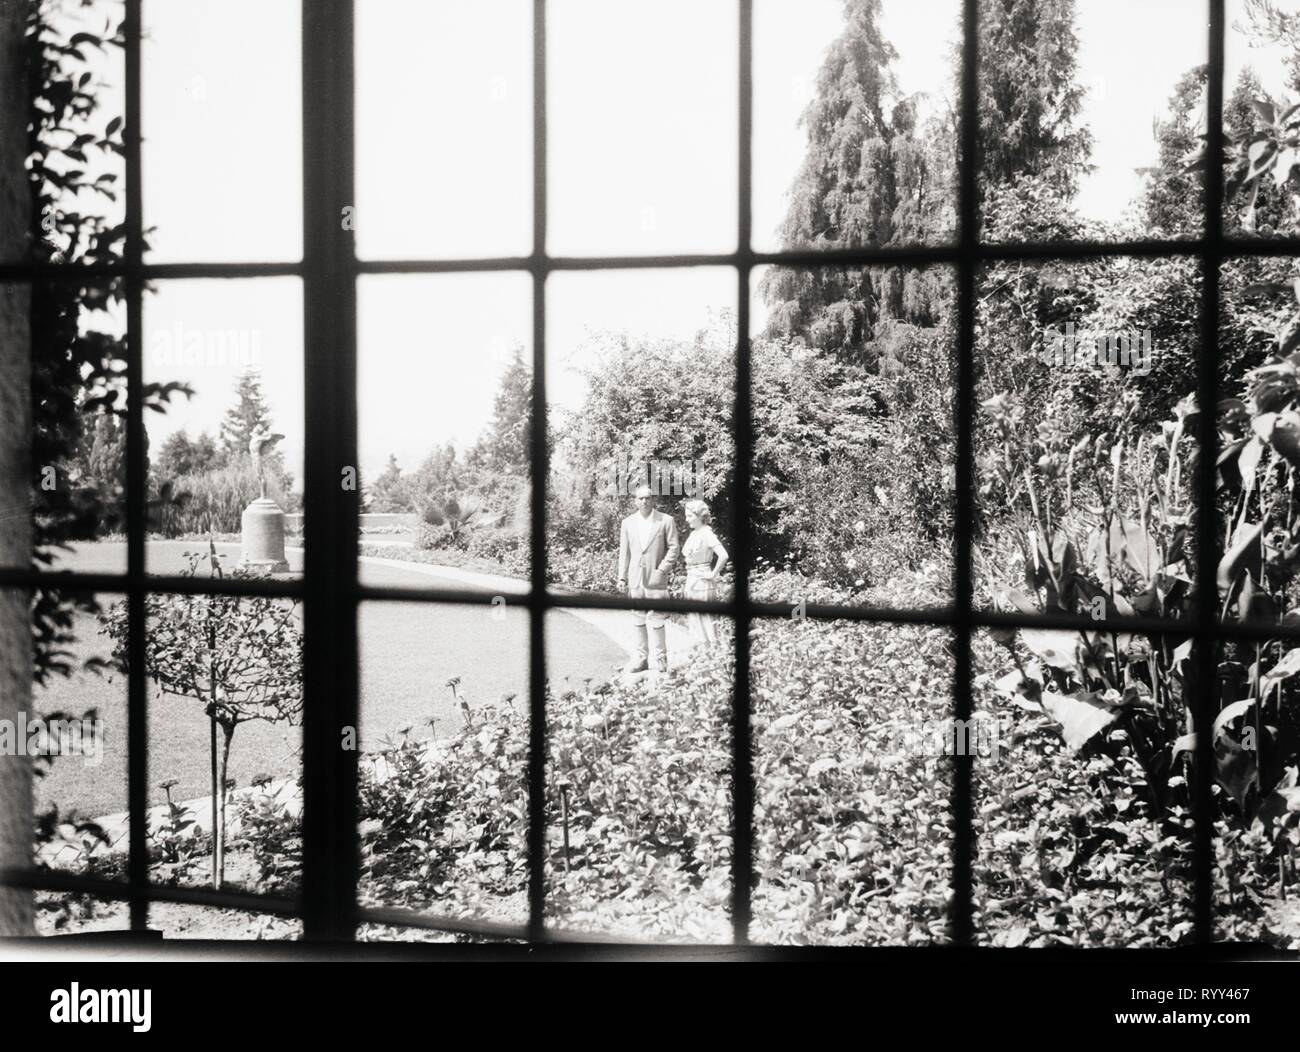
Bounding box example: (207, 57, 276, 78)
(623, 659, 649, 674)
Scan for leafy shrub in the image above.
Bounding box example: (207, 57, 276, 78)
(870, 316, 958, 547)
(969, 111, 1300, 899)
(232, 782, 302, 895)
(973, 644, 1199, 947)
(764, 449, 930, 594)
(415, 521, 462, 552)
(547, 478, 622, 553)
(147, 782, 202, 887)
(159, 459, 294, 536)
(464, 527, 524, 564)
(748, 617, 954, 944)
(749, 561, 856, 606)
(359, 705, 529, 917)
(547, 544, 624, 593)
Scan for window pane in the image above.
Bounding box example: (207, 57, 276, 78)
(143, 278, 304, 575)
(142, 0, 302, 262)
(1218, 253, 1300, 631)
(973, 628, 1196, 946)
(357, 600, 530, 931)
(548, 0, 738, 256)
(10, 281, 130, 575)
(977, 0, 1206, 244)
(546, 268, 736, 610)
(545, 607, 735, 941)
(752, 619, 954, 945)
(142, 588, 304, 897)
(9, 0, 126, 267)
(1225, 0, 1300, 239)
(356, 0, 532, 261)
(27, 588, 130, 887)
(357, 273, 532, 591)
(750, 263, 955, 611)
(973, 257, 1201, 618)
(753, 0, 959, 254)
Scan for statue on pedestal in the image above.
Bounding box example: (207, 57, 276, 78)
(240, 428, 290, 573)
(249, 428, 285, 500)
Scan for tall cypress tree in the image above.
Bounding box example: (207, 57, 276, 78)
(759, 0, 905, 365)
(762, 0, 1090, 364)
(976, 0, 1091, 200)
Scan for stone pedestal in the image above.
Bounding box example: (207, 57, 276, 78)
(240, 498, 290, 573)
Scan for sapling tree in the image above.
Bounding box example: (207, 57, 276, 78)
(101, 545, 303, 888)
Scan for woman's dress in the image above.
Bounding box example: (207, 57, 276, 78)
(683, 525, 728, 648)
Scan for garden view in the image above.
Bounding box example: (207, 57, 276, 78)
(7, 0, 1300, 949)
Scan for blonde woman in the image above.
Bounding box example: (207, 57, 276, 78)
(682, 499, 729, 648)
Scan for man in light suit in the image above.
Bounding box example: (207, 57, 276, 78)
(617, 483, 680, 674)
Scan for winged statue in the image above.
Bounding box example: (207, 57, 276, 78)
(248, 428, 285, 500)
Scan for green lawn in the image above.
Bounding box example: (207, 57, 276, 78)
(33, 541, 625, 818)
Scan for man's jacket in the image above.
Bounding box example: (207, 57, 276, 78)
(617, 509, 680, 590)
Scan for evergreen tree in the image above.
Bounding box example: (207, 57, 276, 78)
(219, 368, 276, 462)
(82, 412, 127, 490)
(1226, 67, 1267, 140)
(759, 0, 908, 365)
(1143, 65, 1208, 236)
(74, 412, 151, 490)
(886, 103, 957, 328)
(975, 0, 1091, 200)
(407, 442, 461, 513)
(366, 453, 411, 513)
(69, 411, 150, 530)
(470, 345, 532, 475)
(1224, 67, 1290, 235)
(760, 0, 1091, 365)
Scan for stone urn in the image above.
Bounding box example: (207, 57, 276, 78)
(240, 498, 290, 573)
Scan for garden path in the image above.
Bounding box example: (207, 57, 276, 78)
(35, 542, 693, 866)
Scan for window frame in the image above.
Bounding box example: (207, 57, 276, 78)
(0, 0, 1273, 952)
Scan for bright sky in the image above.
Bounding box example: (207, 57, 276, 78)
(93, 0, 1298, 483)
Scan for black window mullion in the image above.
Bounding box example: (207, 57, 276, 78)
(1193, 0, 1227, 945)
(730, 0, 755, 946)
(123, 0, 148, 935)
(300, 0, 360, 942)
(527, 0, 549, 942)
(950, 0, 979, 948)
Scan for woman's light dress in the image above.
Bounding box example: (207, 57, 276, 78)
(683, 525, 729, 648)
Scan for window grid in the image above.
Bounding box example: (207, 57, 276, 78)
(0, 0, 1268, 949)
